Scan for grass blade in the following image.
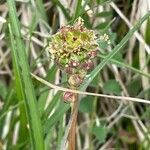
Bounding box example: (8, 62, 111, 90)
(98, 54, 150, 78)
(44, 101, 70, 135)
(35, 0, 47, 22)
(7, 0, 45, 149)
(8, 23, 28, 143)
(80, 11, 150, 90)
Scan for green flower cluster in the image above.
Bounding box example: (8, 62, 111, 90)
(48, 18, 98, 70)
(48, 18, 98, 101)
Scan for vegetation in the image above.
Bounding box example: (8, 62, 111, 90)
(0, 0, 150, 149)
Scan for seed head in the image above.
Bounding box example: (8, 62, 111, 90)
(63, 92, 74, 103)
(47, 17, 98, 70)
(47, 17, 99, 90)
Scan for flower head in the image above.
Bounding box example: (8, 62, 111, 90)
(48, 17, 99, 92)
(48, 17, 98, 71)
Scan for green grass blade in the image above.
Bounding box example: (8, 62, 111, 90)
(44, 101, 70, 135)
(38, 65, 57, 117)
(42, 91, 61, 122)
(73, 0, 82, 20)
(8, 23, 28, 143)
(0, 88, 14, 135)
(56, 118, 64, 150)
(52, 0, 71, 20)
(80, 11, 150, 91)
(98, 54, 150, 78)
(35, 0, 47, 22)
(7, 0, 45, 149)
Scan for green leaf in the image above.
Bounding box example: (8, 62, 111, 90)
(79, 96, 94, 113)
(90, 74, 100, 88)
(96, 11, 112, 17)
(95, 22, 108, 30)
(98, 40, 109, 49)
(92, 125, 107, 144)
(109, 32, 117, 43)
(103, 80, 121, 95)
(127, 79, 141, 96)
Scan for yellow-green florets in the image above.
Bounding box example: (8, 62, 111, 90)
(48, 18, 98, 69)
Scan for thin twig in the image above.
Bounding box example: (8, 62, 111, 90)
(31, 73, 150, 104)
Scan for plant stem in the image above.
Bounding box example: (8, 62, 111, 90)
(68, 93, 78, 150)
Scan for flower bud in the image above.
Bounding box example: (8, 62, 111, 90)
(63, 92, 74, 103)
(88, 50, 97, 58)
(79, 70, 87, 79)
(69, 60, 80, 67)
(64, 67, 74, 74)
(81, 60, 94, 70)
(68, 74, 83, 87)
